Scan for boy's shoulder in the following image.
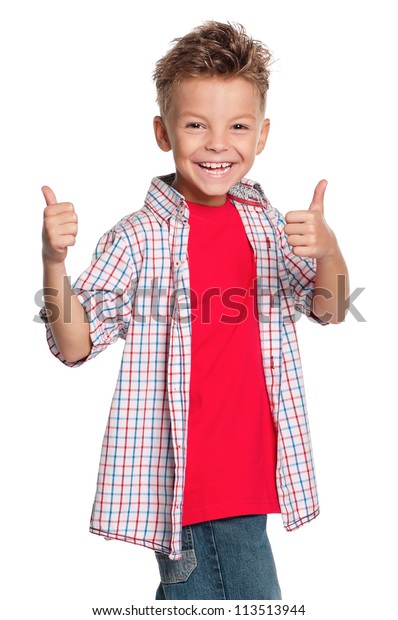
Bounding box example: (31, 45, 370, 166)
(228, 176, 285, 230)
(105, 175, 179, 237)
(102, 193, 160, 243)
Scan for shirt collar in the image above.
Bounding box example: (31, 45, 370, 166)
(144, 173, 270, 224)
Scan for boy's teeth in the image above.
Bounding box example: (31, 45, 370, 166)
(199, 162, 231, 169)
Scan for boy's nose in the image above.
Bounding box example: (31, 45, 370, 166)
(204, 131, 229, 152)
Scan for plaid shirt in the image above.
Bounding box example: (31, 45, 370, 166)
(40, 173, 325, 560)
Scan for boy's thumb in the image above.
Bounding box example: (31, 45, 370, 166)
(41, 185, 58, 207)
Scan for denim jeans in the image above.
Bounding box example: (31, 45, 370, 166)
(154, 514, 282, 600)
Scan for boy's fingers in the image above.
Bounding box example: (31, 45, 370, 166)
(45, 206, 77, 221)
(284, 223, 306, 235)
(308, 179, 327, 213)
(41, 185, 58, 207)
(285, 210, 310, 224)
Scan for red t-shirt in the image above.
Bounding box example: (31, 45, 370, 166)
(181, 196, 281, 526)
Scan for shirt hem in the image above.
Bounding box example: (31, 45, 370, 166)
(89, 525, 173, 555)
(285, 507, 320, 531)
(182, 501, 281, 526)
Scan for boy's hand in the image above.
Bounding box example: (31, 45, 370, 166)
(41, 186, 78, 264)
(284, 180, 338, 259)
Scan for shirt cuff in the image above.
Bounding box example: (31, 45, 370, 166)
(294, 286, 329, 326)
(39, 304, 109, 367)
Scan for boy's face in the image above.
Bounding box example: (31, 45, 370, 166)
(153, 76, 270, 206)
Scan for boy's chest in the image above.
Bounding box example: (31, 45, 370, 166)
(140, 206, 294, 324)
(187, 205, 255, 288)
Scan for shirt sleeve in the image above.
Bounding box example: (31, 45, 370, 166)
(39, 226, 139, 367)
(275, 210, 328, 325)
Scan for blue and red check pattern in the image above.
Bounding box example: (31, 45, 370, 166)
(40, 173, 325, 560)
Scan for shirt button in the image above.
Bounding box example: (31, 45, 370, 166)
(255, 206, 262, 212)
(174, 260, 180, 267)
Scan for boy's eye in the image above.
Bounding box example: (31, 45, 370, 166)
(185, 122, 249, 130)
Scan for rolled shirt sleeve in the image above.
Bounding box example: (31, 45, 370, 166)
(40, 227, 138, 367)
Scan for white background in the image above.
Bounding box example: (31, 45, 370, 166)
(1, 0, 397, 618)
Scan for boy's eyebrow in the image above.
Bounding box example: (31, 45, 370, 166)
(179, 112, 258, 121)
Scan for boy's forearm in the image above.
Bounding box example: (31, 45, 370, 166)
(43, 259, 92, 362)
(312, 245, 349, 324)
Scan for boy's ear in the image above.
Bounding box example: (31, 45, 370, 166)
(256, 118, 271, 155)
(153, 116, 172, 152)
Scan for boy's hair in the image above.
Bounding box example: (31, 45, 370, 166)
(153, 20, 273, 118)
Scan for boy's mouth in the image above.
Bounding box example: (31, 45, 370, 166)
(196, 162, 234, 176)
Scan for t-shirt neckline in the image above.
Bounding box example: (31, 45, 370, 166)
(186, 196, 234, 218)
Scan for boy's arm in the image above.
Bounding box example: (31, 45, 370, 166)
(312, 246, 349, 324)
(42, 186, 92, 362)
(284, 180, 349, 324)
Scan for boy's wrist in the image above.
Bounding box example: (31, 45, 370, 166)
(42, 253, 67, 274)
(316, 236, 341, 264)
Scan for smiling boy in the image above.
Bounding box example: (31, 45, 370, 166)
(40, 21, 349, 601)
(153, 75, 270, 205)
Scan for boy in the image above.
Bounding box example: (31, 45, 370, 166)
(40, 21, 349, 600)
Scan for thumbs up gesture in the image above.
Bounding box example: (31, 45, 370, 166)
(284, 180, 337, 259)
(41, 186, 78, 264)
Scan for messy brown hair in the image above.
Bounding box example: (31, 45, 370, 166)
(153, 20, 274, 117)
